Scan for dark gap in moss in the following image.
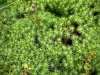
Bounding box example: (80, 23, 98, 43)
(72, 30, 82, 37)
(34, 34, 41, 48)
(15, 12, 25, 19)
(49, 9, 63, 17)
(66, 38, 73, 46)
(90, 69, 98, 75)
(61, 37, 66, 45)
(45, 4, 65, 17)
(72, 22, 79, 29)
(90, 4, 94, 8)
(45, 4, 51, 11)
(93, 11, 100, 16)
(34, 35, 39, 44)
(21, 33, 25, 39)
(61, 37, 73, 46)
(68, 8, 74, 15)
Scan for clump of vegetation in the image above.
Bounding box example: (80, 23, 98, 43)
(83, 50, 97, 75)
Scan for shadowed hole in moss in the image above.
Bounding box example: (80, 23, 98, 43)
(90, 69, 98, 75)
(34, 34, 41, 48)
(61, 37, 73, 46)
(2, 21, 7, 24)
(45, 4, 65, 17)
(68, 8, 75, 15)
(15, 12, 25, 19)
(34, 35, 39, 44)
(72, 30, 82, 37)
(71, 22, 79, 30)
(90, 4, 94, 8)
(93, 11, 100, 16)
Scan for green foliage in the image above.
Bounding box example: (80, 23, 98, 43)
(0, 0, 100, 75)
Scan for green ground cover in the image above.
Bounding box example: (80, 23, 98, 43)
(0, 0, 100, 75)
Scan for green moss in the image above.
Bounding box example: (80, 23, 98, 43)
(0, 0, 100, 75)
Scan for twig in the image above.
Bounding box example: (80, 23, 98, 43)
(0, 0, 20, 10)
